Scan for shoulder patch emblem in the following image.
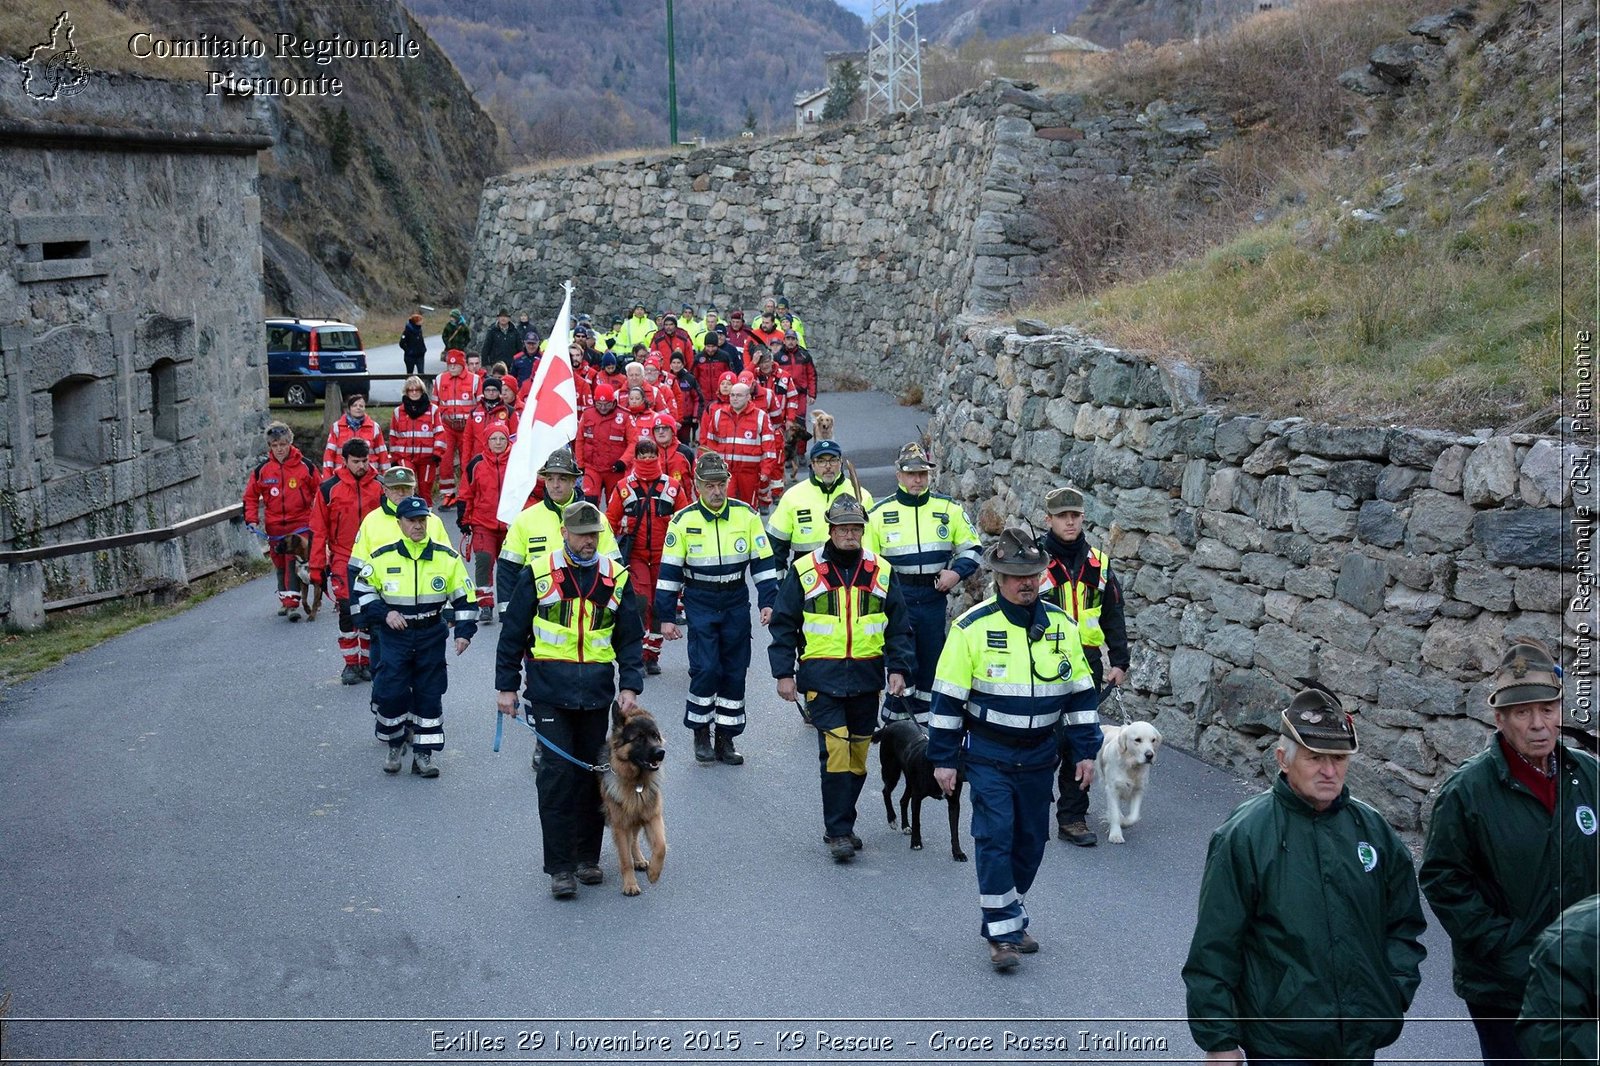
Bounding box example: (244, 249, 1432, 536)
(536, 577, 552, 596)
(936, 524, 950, 540)
(733, 536, 748, 554)
(1578, 806, 1597, 836)
(431, 575, 446, 592)
(664, 531, 677, 548)
(1356, 841, 1378, 872)
(801, 570, 817, 589)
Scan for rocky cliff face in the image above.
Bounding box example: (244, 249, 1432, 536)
(105, 0, 501, 316)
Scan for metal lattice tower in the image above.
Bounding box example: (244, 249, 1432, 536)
(864, 0, 922, 119)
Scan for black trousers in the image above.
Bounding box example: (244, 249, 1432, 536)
(1467, 1002, 1531, 1066)
(809, 692, 879, 838)
(531, 701, 609, 876)
(1055, 652, 1104, 823)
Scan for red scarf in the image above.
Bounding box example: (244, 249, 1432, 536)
(633, 457, 662, 482)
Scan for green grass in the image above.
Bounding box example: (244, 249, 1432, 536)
(0, 561, 270, 689)
(1028, 201, 1580, 429)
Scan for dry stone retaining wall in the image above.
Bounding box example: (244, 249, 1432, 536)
(930, 323, 1592, 832)
(464, 81, 1232, 398)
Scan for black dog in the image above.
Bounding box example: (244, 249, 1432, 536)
(873, 719, 967, 862)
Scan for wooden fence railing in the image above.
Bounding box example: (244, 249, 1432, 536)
(1, 503, 248, 629)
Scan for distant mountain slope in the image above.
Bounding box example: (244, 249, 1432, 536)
(913, 0, 1095, 46)
(405, 0, 863, 160)
(1, 0, 502, 315)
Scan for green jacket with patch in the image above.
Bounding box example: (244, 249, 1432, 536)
(1183, 774, 1427, 1059)
(1419, 739, 1600, 1009)
(1517, 892, 1599, 1066)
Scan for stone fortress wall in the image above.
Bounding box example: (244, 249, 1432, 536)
(463, 80, 1232, 399)
(930, 323, 1591, 831)
(0, 67, 272, 625)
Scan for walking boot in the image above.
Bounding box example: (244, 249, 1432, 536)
(1017, 931, 1040, 954)
(692, 726, 714, 764)
(340, 664, 361, 685)
(848, 833, 864, 851)
(549, 871, 577, 899)
(575, 863, 603, 885)
(713, 729, 744, 766)
(383, 743, 404, 774)
(411, 750, 439, 778)
(988, 941, 1021, 972)
(359, 664, 373, 682)
(1058, 820, 1098, 847)
(478, 606, 494, 623)
(824, 836, 856, 862)
(645, 657, 662, 676)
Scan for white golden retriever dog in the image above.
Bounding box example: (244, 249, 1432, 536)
(1094, 721, 1163, 844)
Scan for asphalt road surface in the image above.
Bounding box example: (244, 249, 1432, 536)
(1, 392, 1479, 1065)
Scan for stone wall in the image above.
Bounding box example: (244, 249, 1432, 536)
(0, 68, 273, 625)
(930, 323, 1592, 832)
(464, 81, 1232, 397)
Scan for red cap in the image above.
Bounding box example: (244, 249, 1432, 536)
(653, 413, 679, 432)
(718, 371, 737, 387)
(594, 384, 617, 404)
(445, 349, 466, 366)
(645, 355, 664, 369)
(737, 370, 756, 386)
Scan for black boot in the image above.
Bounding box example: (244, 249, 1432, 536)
(713, 729, 744, 766)
(693, 726, 714, 763)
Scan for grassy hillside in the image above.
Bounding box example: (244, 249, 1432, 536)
(1021, 0, 1593, 430)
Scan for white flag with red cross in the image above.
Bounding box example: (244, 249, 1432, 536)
(497, 282, 577, 525)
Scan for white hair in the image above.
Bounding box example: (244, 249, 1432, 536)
(1276, 736, 1300, 763)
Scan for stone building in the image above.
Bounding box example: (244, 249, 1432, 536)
(1020, 34, 1110, 72)
(1, 62, 272, 627)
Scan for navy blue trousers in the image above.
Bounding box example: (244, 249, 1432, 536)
(371, 623, 448, 751)
(965, 734, 1058, 944)
(683, 593, 752, 737)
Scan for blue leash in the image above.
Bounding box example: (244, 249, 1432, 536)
(495, 709, 610, 774)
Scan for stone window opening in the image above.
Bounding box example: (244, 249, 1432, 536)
(150, 358, 179, 443)
(42, 240, 91, 261)
(50, 375, 102, 468)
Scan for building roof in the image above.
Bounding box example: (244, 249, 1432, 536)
(1023, 33, 1110, 55)
(794, 86, 830, 107)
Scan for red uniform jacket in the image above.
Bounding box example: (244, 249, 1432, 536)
(388, 403, 446, 469)
(775, 345, 818, 412)
(576, 405, 631, 473)
(459, 448, 513, 533)
(705, 404, 780, 483)
(322, 415, 390, 473)
(244, 446, 320, 535)
(463, 401, 516, 463)
(649, 328, 695, 367)
(605, 467, 689, 562)
(309, 466, 381, 591)
(434, 369, 481, 430)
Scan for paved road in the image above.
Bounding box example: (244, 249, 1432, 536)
(1, 392, 1477, 1065)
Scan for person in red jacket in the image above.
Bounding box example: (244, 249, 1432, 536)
(463, 375, 516, 464)
(456, 427, 515, 621)
(434, 349, 480, 504)
(704, 381, 780, 508)
(649, 415, 697, 503)
(606, 437, 690, 675)
(667, 352, 703, 444)
(322, 393, 390, 474)
(774, 330, 817, 421)
(723, 310, 757, 361)
(750, 311, 784, 347)
(577, 384, 631, 505)
(388, 376, 445, 504)
(244, 421, 321, 619)
(310, 438, 382, 683)
(649, 313, 695, 368)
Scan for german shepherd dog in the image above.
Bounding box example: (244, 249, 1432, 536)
(274, 531, 322, 622)
(602, 703, 668, 895)
(874, 718, 968, 862)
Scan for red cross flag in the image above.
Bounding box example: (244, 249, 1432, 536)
(497, 281, 577, 525)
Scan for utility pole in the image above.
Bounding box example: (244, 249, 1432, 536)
(665, 0, 680, 144)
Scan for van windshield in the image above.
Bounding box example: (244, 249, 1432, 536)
(315, 328, 362, 353)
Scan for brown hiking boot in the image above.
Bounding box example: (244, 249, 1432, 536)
(1017, 931, 1039, 954)
(1058, 820, 1098, 847)
(988, 940, 1021, 972)
(575, 863, 603, 885)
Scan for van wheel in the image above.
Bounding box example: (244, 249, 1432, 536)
(285, 382, 315, 408)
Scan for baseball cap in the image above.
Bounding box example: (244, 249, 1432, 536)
(1045, 487, 1086, 514)
(810, 439, 843, 460)
(395, 495, 431, 519)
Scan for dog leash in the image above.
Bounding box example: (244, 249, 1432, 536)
(499, 708, 611, 774)
(1098, 681, 1128, 725)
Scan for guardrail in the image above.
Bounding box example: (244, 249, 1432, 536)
(267, 372, 441, 430)
(2, 503, 248, 629)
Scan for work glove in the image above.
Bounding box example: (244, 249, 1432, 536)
(612, 460, 627, 473)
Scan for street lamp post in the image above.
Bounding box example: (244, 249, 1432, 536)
(665, 0, 679, 144)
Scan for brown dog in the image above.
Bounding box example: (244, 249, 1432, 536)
(602, 703, 668, 895)
(275, 531, 322, 621)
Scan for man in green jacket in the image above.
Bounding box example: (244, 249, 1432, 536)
(1183, 686, 1426, 1064)
(1420, 639, 1599, 1066)
(1517, 893, 1599, 1065)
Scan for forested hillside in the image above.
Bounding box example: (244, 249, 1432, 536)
(406, 0, 864, 160)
